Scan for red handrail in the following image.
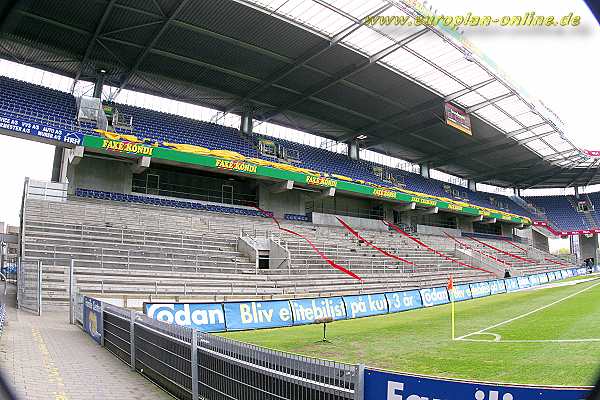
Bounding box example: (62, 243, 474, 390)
(443, 232, 512, 267)
(254, 207, 362, 281)
(504, 239, 527, 252)
(544, 257, 570, 267)
(382, 221, 494, 275)
(467, 236, 533, 263)
(337, 217, 415, 266)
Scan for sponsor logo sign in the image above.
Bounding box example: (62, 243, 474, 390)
(448, 204, 463, 211)
(83, 296, 102, 344)
(305, 175, 337, 187)
(373, 189, 397, 199)
(290, 297, 347, 325)
(364, 368, 589, 400)
(505, 278, 520, 292)
(419, 287, 449, 307)
(343, 294, 388, 319)
(445, 102, 472, 135)
(517, 276, 531, 289)
(215, 159, 257, 173)
(102, 139, 154, 156)
(144, 303, 226, 332)
(224, 300, 292, 330)
(0, 115, 83, 145)
(411, 197, 437, 207)
(529, 274, 541, 286)
(537, 273, 549, 284)
(488, 280, 506, 295)
(385, 290, 423, 313)
(449, 284, 472, 302)
(469, 282, 491, 298)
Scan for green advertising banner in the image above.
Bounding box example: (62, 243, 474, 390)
(83, 135, 530, 225)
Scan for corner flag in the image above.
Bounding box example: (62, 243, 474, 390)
(448, 275, 455, 340)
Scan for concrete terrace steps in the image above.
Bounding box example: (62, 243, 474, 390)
(21, 197, 567, 307)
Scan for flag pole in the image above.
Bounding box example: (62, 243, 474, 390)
(448, 275, 455, 340)
(451, 293, 455, 340)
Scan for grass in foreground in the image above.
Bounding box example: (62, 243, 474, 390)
(222, 278, 600, 386)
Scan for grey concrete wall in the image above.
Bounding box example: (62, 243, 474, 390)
(416, 224, 461, 237)
(514, 226, 533, 243)
(67, 156, 133, 195)
(579, 233, 598, 261)
(311, 212, 387, 231)
(258, 183, 307, 218)
(532, 229, 550, 253)
(457, 216, 474, 233)
(500, 223, 514, 238)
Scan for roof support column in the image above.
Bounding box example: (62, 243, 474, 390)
(348, 140, 360, 161)
(420, 163, 430, 179)
(468, 179, 477, 192)
(93, 71, 105, 99)
(240, 104, 254, 136)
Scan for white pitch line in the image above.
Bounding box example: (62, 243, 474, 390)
(456, 280, 600, 341)
(459, 338, 600, 344)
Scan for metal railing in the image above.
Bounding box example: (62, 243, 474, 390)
(17, 259, 42, 315)
(86, 298, 360, 400)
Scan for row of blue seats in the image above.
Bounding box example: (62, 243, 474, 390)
(524, 195, 594, 230)
(0, 75, 537, 221)
(284, 214, 311, 222)
(75, 188, 272, 218)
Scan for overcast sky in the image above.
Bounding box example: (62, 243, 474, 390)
(0, 0, 598, 231)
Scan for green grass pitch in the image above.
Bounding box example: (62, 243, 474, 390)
(222, 277, 600, 386)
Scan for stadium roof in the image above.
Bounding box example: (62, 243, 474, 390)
(0, 0, 597, 189)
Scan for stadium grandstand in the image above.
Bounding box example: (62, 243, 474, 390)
(0, 0, 599, 399)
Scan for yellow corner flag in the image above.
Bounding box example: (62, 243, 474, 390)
(447, 275, 455, 340)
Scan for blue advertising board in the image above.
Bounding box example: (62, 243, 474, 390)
(517, 276, 531, 289)
(144, 302, 226, 332)
(561, 270, 570, 279)
(224, 300, 293, 330)
(290, 297, 347, 325)
(143, 267, 579, 333)
(83, 296, 102, 344)
(529, 274, 541, 286)
(505, 277, 519, 292)
(488, 280, 506, 295)
(386, 290, 423, 313)
(343, 294, 388, 319)
(364, 369, 590, 400)
(470, 281, 491, 298)
(0, 114, 83, 146)
(554, 270, 564, 280)
(419, 287, 449, 307)
(449, 284, 472, 302)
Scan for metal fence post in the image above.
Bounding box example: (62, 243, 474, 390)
(16, 258, 20, 310)
(100, 302, 105, 347)
(355, 364, 365, 400)
(130, 310, 136, 370)
(191, 329, 198, 400)
(37, 260, 42, 316)
(69, 259, 74, 325)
